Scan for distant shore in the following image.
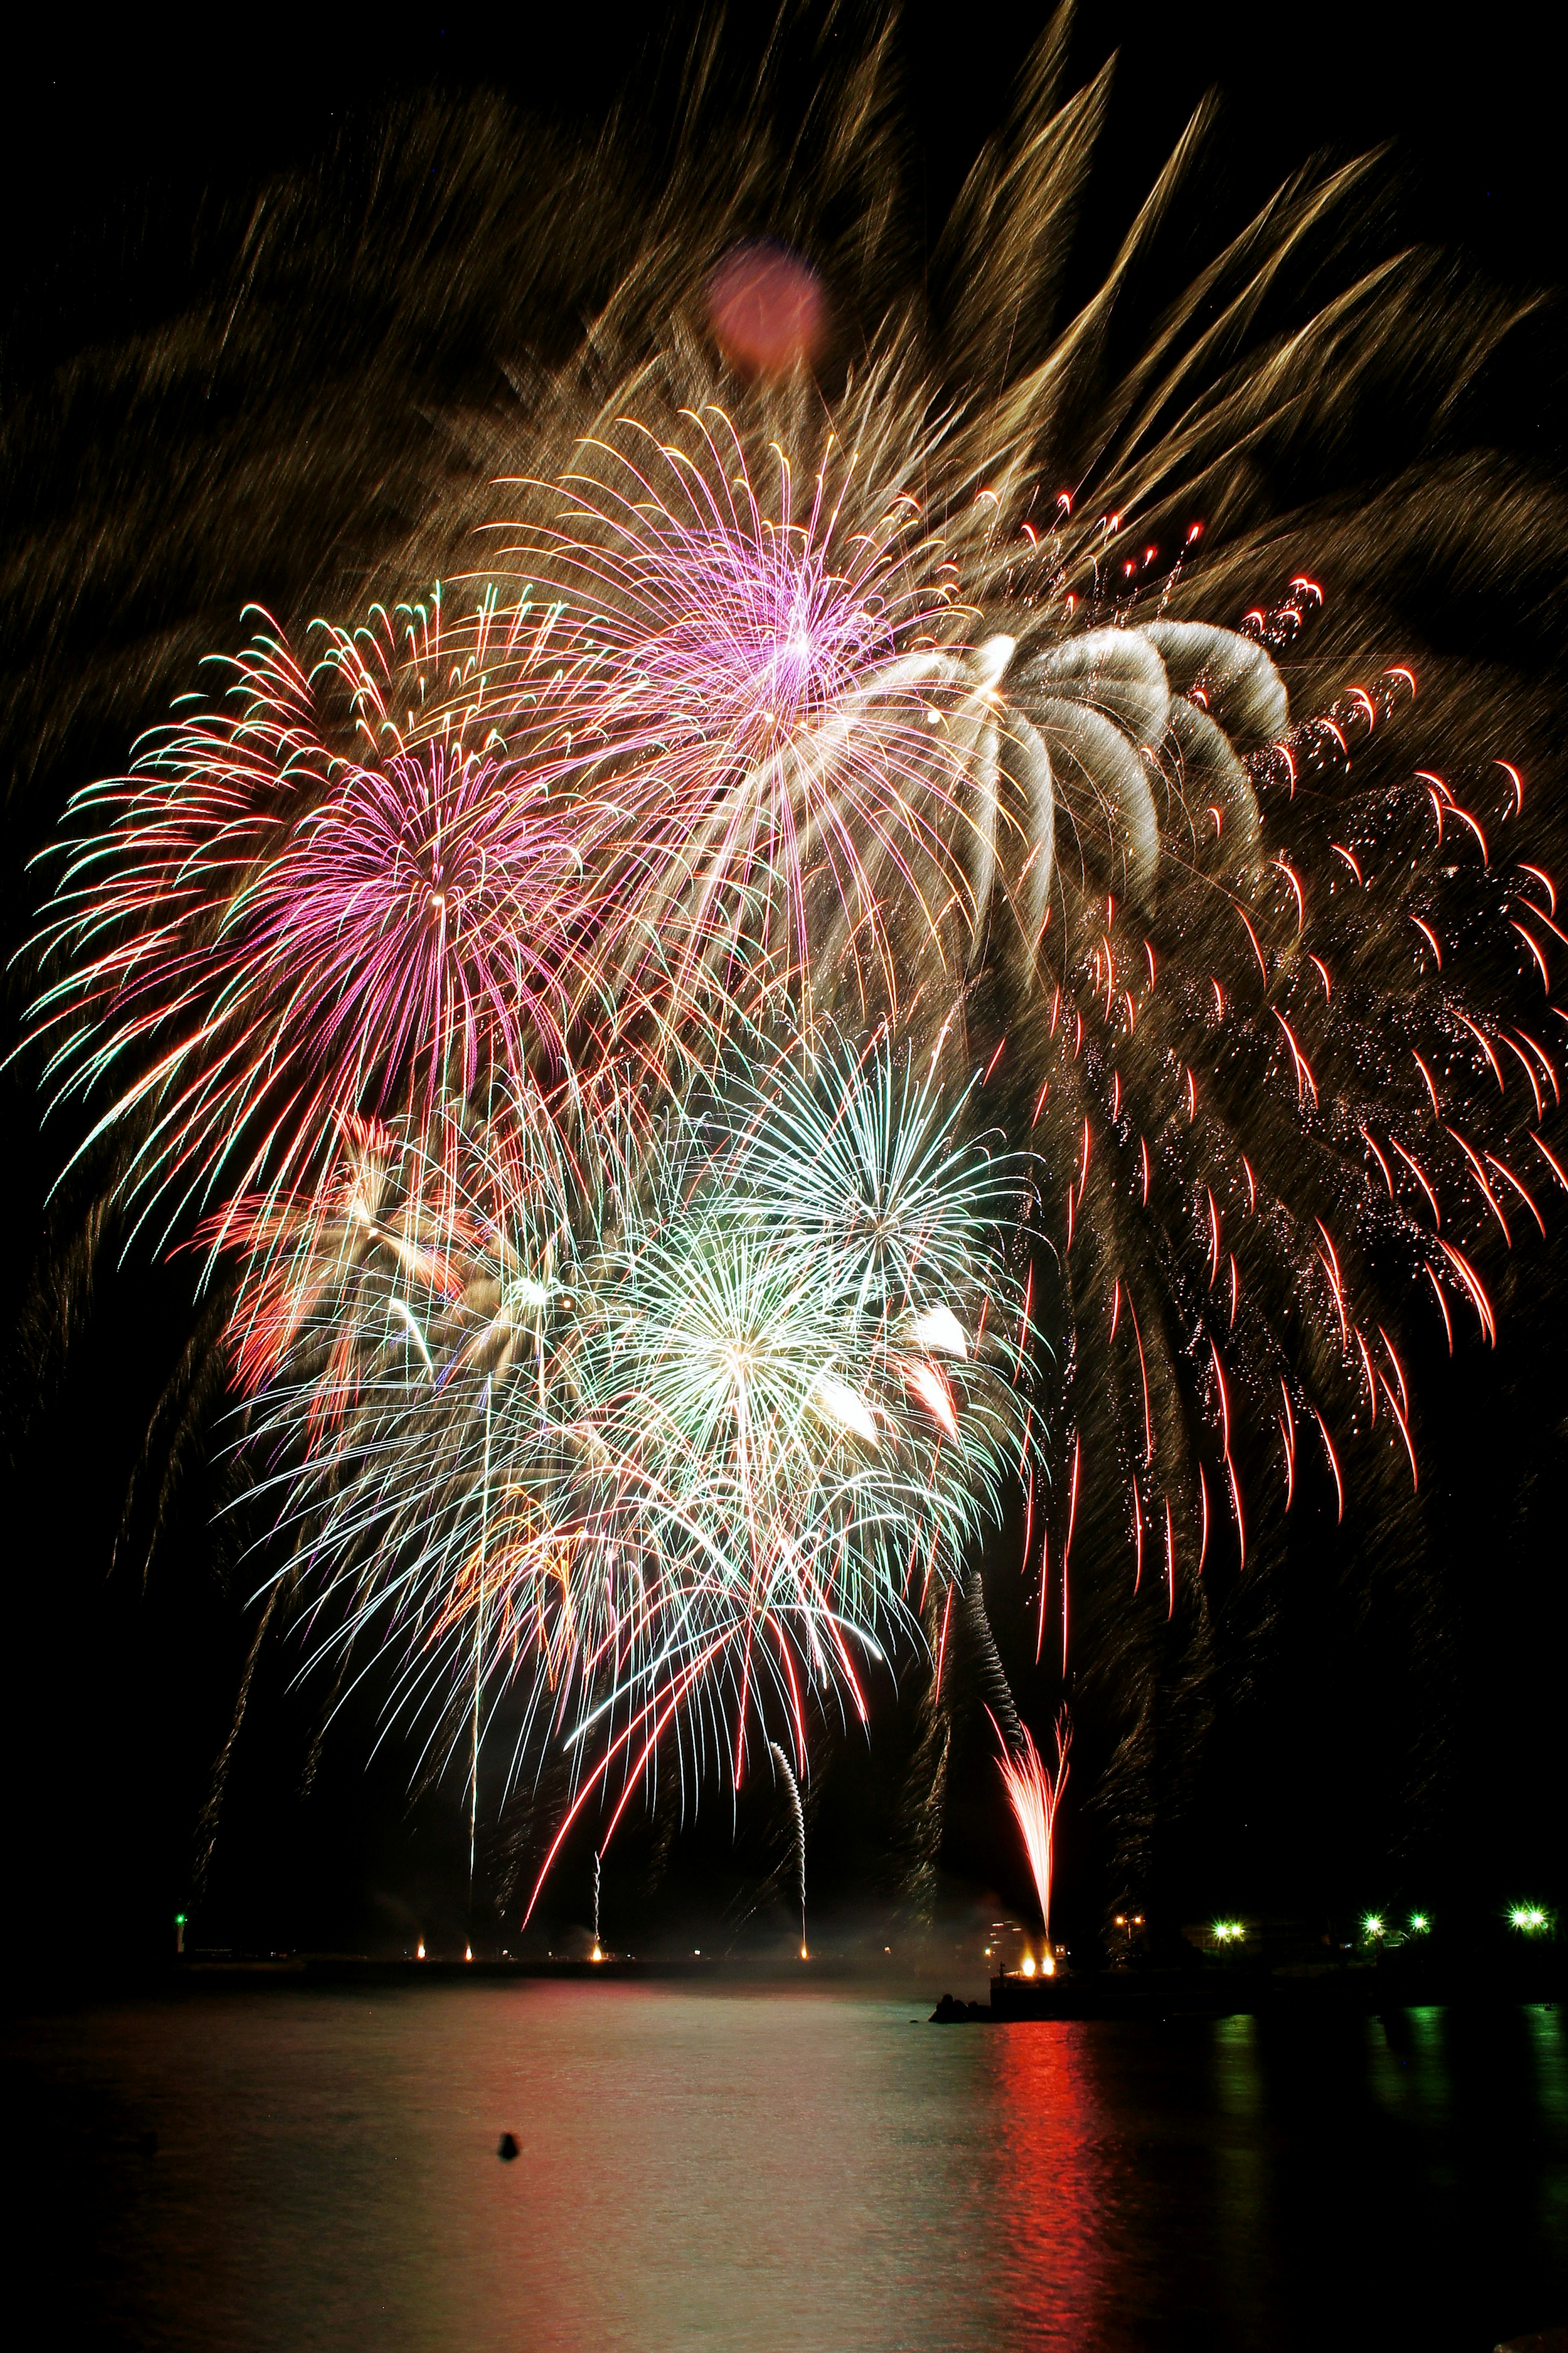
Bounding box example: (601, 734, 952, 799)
(933, 1951, 1566, 2021)
(7, 1945, 1562, 2018)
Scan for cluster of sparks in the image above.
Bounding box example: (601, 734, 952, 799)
(24, 373, 1563, 1924)
(1018, 590, 1563, 1608)
(994, 1708, 1072, 1959)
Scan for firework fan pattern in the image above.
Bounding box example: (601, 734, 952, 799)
(18, 7, 1564, 1918)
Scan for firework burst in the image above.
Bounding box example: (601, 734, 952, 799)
(15, 6, 1564, 1922)
(26, 589, 643, 1242)
(232, 1033, 1035, 1836)
(492, 409, 1012, 1027)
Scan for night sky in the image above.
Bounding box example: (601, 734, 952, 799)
(2, 3, 1562, 1976)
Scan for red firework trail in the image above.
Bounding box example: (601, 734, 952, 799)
(993, 1709, 1073, 1950)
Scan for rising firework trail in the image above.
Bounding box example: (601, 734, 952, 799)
(769, 1741, 808, 1956)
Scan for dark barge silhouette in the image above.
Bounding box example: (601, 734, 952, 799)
(932, 1947, 1564, 2023)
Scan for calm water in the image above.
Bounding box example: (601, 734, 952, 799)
(6, 1982, 1566, 2351)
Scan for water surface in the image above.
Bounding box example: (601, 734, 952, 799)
(7, 1982, 1566, 2350)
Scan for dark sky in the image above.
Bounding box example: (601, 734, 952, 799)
(2, 4, 1562, 1973)
(7, 4, 1562, 330)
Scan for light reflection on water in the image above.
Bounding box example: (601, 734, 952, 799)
(7, 1983, 1567, 2351)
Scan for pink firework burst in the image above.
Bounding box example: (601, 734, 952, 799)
(31, 600, 610, 1229)
(242, 738, 585, 1111)
(497, 411, 986, 1013)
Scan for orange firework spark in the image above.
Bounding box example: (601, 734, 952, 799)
(993, 1710, 1073, 1949)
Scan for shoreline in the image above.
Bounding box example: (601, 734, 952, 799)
(931, 1954, 1566, 2021)
(6, 1948, 1563, 2016)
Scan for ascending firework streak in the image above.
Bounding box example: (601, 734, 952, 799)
(18, 9, 1564, 1907)
(769, 1741, 808, 1954)
(993, 1710, 1073, 1955)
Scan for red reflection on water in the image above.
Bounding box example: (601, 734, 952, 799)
(985, 2023, 1110, 2346)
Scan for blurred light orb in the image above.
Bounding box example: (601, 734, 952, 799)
(708, 240, 827, 377)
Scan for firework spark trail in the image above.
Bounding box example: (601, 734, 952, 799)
(964, 1566, 1024, 1754)
(768, 1740, 807, 1952)
(15, 8, 1565, 1910)
(993, 1708, 1072, 1952)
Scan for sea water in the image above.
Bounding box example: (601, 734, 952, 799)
(6, 1981, 1566, 2351)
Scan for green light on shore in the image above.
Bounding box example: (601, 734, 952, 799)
(1212, 1920, 1245, 1943)
(1363, 1915, 1384, 1938)
(1410, 1914, 1429, 1933)
(1510, 1905, 1549, 1933)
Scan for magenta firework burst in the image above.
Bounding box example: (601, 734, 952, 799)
(496, 410, 994, 1010)
(28, 592, 622, 1232)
